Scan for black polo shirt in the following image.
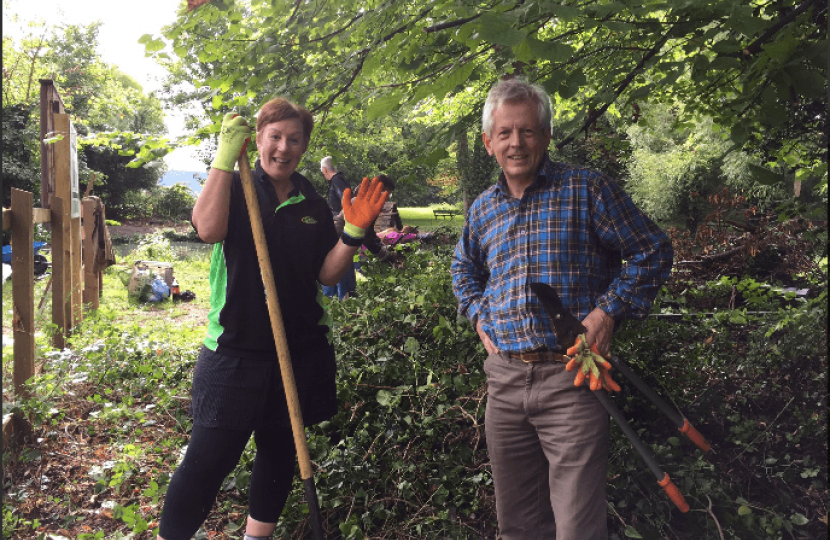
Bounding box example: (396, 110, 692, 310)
(202, 161, 338, 360)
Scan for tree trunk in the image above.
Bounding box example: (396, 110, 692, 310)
(457, 127, 470, 212)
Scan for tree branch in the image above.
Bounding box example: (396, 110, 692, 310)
(286, 0, 303, 25)
(311, 7, 435, 114)
(556, 27, 674, 149)
(423, 14, 481, 33)
(722, 0, 820, 58)
(306, 14, 363, 45)
(310, 53, 367, 114)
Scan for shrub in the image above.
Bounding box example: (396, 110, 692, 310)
(155, 183, 196, 221)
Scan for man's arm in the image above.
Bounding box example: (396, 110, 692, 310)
(451, 220, 494, 351)
(591, 174, 674, 323)
(329, 175, 349, 214)
(578, 174, 672, 357)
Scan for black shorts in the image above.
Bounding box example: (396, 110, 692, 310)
(190, 344, 337, 431)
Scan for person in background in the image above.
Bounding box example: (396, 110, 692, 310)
(352, 174, 403, 267)
(320, 156, 356, 299)
(451, 78, 673, 539)
(156, 98, 388, 540)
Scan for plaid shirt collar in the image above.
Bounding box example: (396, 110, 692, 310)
(492, 155, 559, 198)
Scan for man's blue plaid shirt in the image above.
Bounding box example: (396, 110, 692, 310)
(451, 155, 673, 353)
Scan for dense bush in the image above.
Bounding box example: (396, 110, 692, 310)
(1, 104, 40, 209)
(154, 183, 196, 221)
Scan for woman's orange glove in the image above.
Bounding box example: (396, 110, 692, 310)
(342, 177, 389, 239)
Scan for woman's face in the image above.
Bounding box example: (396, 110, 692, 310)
(255, 118, 308, 183)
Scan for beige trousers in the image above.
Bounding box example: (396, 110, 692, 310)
(484, 352, 610, 540)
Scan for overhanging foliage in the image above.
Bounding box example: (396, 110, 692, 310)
(148, 0, 826, 196)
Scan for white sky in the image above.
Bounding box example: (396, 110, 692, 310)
(3, 0, 205, 171)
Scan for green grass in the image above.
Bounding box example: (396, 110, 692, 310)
(2, 235, 213, 403)
(398, 205, 465, 231)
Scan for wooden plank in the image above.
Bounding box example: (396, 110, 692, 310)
(71, 216, 83, 326)
(11, 189, 35, 399)
(33, 208, 51, 224)
(53, 114, 76, 330)
(40, 81, 54, 210)
(82, 198, 99, 309)
(51, 196, 66, 349)
(53, 113, 72, 205)
(39, 79, 65, 210)
(2, 208, 53, 230)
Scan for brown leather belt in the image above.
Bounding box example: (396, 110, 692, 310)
(508, 349, 570, 364)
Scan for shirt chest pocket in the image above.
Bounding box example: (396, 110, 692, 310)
(272, 214, 323, 272)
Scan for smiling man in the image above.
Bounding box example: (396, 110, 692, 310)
(451, 78, 673, 539)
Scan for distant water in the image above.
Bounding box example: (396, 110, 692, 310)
(159, 170, 206, 195)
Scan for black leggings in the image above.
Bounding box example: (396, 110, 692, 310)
(158, 424, 296, 540)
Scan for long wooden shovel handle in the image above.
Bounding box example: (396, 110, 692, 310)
(237, 153, 325, 539)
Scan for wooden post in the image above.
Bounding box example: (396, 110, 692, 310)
(82, 198, 99, 309)
(51, 196, 67, 349)
(72, 214, 83, 325)
(52, 113, 81, 331)
(40, 79, 66, 210)
(11, 189, 35, 399)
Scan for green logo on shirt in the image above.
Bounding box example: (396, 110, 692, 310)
(302, 216, 317, 224)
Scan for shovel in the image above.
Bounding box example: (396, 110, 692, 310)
(237, 151, 326, 539)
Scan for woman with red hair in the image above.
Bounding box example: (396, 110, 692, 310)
(157, 98, 388, 540)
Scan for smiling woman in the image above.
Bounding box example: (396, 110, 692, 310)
(157, 97, 390, 540)
(254, 98, 313, 199)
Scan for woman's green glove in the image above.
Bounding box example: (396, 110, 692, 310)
(210, 113, 252, 172)
(342, 177, 389, 239)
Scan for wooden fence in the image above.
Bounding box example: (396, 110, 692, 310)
(3, 80, 112, 446)
(2, 190, 108, 445)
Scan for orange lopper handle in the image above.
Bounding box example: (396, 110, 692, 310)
(679, 418, 712, 453)
(658, 473, 690, 513)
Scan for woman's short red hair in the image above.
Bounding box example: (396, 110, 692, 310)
(256, 98, 314, 142)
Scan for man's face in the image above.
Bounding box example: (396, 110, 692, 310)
(482, 99, 551, 188)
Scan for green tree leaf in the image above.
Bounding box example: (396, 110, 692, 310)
(747, 163, 785, 186)
(376, 390, 392, 406)
(624, 525, 644, 538)
(366, 91, 403, 121)
(475, 13, 525, 47)
(790, 513, 809, 526)
(527, 37, 574, 62)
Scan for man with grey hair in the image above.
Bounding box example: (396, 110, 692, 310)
(320, 156, 355, 298)
(321, 156, 349, 216)
(451, 78, 673, 539)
